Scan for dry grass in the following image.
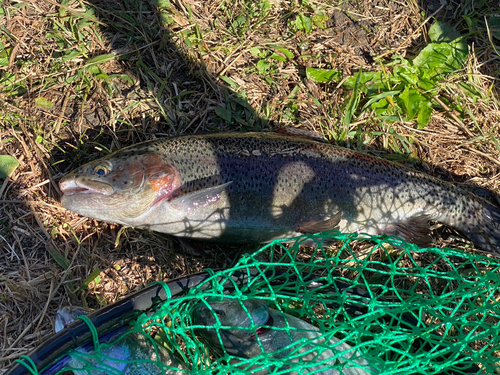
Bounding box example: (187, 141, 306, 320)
(1, 0, 500, 372)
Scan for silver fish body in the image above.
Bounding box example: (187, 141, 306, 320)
(59, 132, 500, 253)
(54, 306, 187, 375)
(191, 298, 379, 375)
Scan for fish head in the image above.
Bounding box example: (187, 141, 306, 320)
(59, 152, 181, 222)
(54, 306, 93, 333)
(191, 298, 271, 355)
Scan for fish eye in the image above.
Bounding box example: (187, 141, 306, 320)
(93, 165, 109, 177)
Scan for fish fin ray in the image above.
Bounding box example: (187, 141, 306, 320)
(170, 182, 233, 211)
(383, 215, 431, 248)
(296, 212, 342, 234)
(274, 127, 328, 143)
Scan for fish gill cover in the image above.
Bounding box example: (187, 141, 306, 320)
(24, 233, 500, 374)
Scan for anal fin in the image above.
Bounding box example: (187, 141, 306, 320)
(296, 212, 342, 235)
(383, 215, 431, 248)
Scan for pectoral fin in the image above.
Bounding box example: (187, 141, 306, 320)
(170, 182, 233, 212)
(383, 215, 431, 248)
(296, 212, 342, 234)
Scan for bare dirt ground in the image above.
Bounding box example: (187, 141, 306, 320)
(1, 0, 499, 372)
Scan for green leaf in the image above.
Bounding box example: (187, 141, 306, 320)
(35, 97, 54, 110)
(398, 86, 422, 119)
(293, 14, 313, 33)
(219, 75, 239, 90)
(393, 65, 419, 86)
(463, 16, 478, 34)
(256, 59, 269, 74)
(428, 21, 461, 43)
(412, 40, 467, 77)
(487, 17, 500, 40)
(47, 247, 69, 270)
(275, 47, 294, 59)
(87, 53, 115, 65)
(215, 107, 232, 122)
(306, 67, 342, 83)
(269, 53, 287, 62)
(0, 155, 19, 178)
(156, 0, 171, 8)
(312, 12, 328, 29)
(343, 71, 385, 94)
(80, 268, 101, 290)
(417, 99, 433, 129)
(249, 47, 262, 57)
(61, 49, 82, 62)
(363, 90, 401, 111)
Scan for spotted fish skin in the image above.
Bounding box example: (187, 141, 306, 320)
(59, 132, 500, 253)
(191, 298, 379, 375)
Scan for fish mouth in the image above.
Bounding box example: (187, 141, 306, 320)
(249, 314, 274, 340)
(59, 176, 114, 196)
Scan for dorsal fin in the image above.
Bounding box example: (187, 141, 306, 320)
(274, 127, 328, 143)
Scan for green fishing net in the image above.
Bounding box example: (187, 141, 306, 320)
(55, 232, 500, 374)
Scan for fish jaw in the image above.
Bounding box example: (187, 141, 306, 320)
(59, 175, 115, 196)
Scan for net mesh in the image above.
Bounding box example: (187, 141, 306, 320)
(47, 232, 500, 374)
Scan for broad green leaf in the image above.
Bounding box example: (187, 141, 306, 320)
(306, 67, 342, 83)
(417, 99, 433, 129)
(398, 86, 421, 119)
(412, 40, 467, 77)
(428, 21, 461, 43)
(373, 99, 390, 115)
(276, 47, 294, 59)
(256, 59, 269, 74)
(0, 57, 8, 67)
(0, 155, 19, 178)
(294, 14, 313, 33)
(215, 107, 232, 122)
(249, 47, 262, 57)
(487, 17, 500, 40)
(35, 97, 54, 110)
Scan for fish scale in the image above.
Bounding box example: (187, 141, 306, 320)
(59, 132, 500, 253)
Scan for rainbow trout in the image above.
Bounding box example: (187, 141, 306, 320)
(54, 306, 187, 375)
(59, 132, 500, 253)
(191, 298, 379, 374)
